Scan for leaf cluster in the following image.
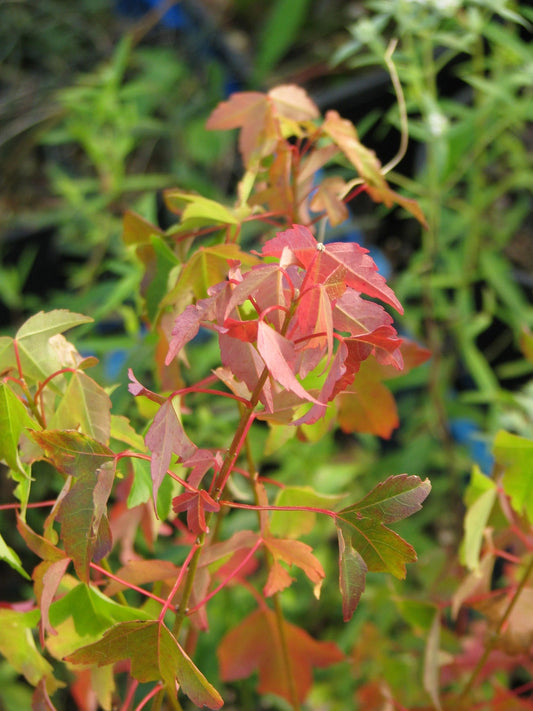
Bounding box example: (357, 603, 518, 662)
(0, 82, 433, 710)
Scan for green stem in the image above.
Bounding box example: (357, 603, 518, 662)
(458, 555, 533, 703)
(243, 416, 301, 711)
(172, 362, 271, 641)
(273, 592, 301, 711)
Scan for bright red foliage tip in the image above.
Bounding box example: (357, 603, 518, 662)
(165, 224, 403, 424)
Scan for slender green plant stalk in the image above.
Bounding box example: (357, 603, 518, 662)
(458, 555, 533, 702)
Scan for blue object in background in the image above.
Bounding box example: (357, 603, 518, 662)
(115, 0, 248, 94)
(115, 0, 189, 29)
(449, 417, 494, 475)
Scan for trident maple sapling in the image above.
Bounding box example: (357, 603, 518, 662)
(0, 83, 432, 710)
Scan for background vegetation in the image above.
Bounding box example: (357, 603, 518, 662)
(1, 1, 533, 709)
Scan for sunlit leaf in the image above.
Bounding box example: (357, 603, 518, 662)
(262, 224, 403, 313)
(494, 430, 533, 523)
(335, 475, 430, 616)
(341, 473, 431, 524)
(460, 467, 497, 571)
(0, 533, 30, 580)
(48, 371, 111, 445)
(269, 486, 343, 538)
(30, 430, 116, 581)
(122, 210, 164, 245)
(0, 311, 92, 387)
(263, 536, 325, 597)
(0, 608, 61, 693)
(145, 397, 196, 503)
(0, 382, 34, 473)
(49, 583, 151, 637)
(173, 243, 259, 302)
(67, 620, 223, 709)
(337, 371, 399, 438)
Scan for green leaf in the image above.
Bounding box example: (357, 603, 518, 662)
(423, 609, 442, 711)
(494, 430, 533, 523)
(336, 517, 417, 578)
(49, 583, 151, 637)
(0, 609, 60, 692)
(168, 243, 260, 302)
(145, 234, 181, 323)
(0, 383, 34, 473)
(30, 430, 116, 580)
(270, 486, 343, 538)
(66, 620, 223, 709)
(110, 414, 146, 450)
(48, 371, 111, 444)
(164, 191, 238, 226)
(254, 0, 311, 81)
(0, 311, 92, 386)
(335, 475, 430, 617)
(460, 467, 497, 571)
(340, 474, 432, 523)
(0, 534, 31, 580)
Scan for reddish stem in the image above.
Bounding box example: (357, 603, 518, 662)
(219, 500, 337, 520)
(90, 563, 168, 606)
(133, 683, 163, 711)
(119, 679, 139, 711)
(187, 538, 262, 615)
(0, 500, 56, 511)
(159, 543, 200, 624)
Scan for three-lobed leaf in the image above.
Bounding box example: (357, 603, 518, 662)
(0, 310, 92, 387)
(30, 430, 116, 581)
(218, 607, 343, 704)
(335, 475, 431, 619)
(67, 620, 223, 709)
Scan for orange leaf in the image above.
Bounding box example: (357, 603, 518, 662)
(337, 369, 399, 438)
(218, 608, 343, 704)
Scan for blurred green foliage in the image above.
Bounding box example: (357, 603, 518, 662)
(1, 1, 533, 709)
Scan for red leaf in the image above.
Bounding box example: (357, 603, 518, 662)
(165, 296, 217, 365)
(127, 369, 165, 404)
(206, 91, 271, 164)
(173, 490, 220, 536)
(32, 678, 59, 711)
(33, 557, 70, 644)
(337, 527, 367, 621)
(145, 398, 196, 505)
(221, 318, 258, 343)
(256, 321, 320, 405)
(218, 608, 343, 704)
(219, 334, 275, 411)
(262, 225, 403, 313)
